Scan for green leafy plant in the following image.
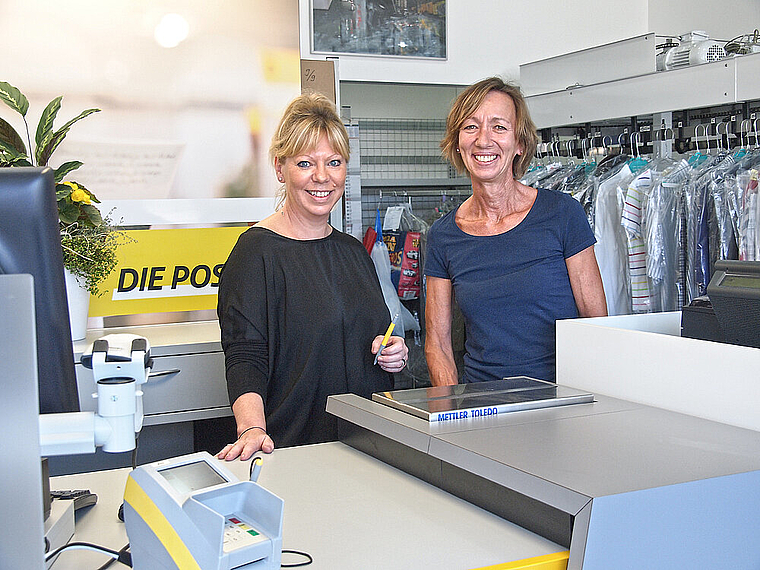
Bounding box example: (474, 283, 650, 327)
(57, 181, 128, 296)
(0, 80, 126, 296)
(0, 81, 100, 170)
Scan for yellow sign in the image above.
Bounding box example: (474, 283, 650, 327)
(89, 226, 249, 317)
(262, 48, 301, 84)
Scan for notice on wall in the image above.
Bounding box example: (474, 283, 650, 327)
(54, 140, 185, 200)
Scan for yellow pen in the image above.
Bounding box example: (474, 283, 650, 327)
(374, 313, 399, 365)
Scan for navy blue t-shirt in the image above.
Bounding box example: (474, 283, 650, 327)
(424, 188, 595, 383)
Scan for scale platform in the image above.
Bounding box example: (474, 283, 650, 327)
(372, 376, 594, 423)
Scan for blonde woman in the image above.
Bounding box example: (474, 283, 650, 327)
(217, 93, 407, 460)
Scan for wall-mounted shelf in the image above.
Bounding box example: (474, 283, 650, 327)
(526, 52, 760, 129)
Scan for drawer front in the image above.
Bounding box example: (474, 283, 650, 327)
(76, 351, 229, 416)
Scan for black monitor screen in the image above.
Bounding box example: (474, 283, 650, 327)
(0, 168, 79, 413)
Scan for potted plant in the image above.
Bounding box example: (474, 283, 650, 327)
(0, 81, 126, 337)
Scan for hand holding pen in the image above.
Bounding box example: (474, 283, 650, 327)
(371, 313, 409, 372)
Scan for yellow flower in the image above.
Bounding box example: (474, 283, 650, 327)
(70, 187, 91, 204)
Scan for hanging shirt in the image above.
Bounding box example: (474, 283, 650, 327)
(594, 163, 633, 315)
(645, 160, 690, 312)
(622, 169, 653, 313)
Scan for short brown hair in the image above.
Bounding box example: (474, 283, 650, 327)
(441, 77, 538, 180)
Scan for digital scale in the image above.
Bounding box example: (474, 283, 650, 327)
(123, 452, 283, 570)
(373, 376, 594, 422)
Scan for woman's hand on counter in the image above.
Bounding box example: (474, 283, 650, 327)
(217, 427, 274, 461)
(218, 393, 274, 461)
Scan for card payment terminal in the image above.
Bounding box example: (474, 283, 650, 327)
(123, 452, 283, 570)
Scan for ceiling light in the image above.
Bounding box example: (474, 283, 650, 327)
(154, 13, 189, 48)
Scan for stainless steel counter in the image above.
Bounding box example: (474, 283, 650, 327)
(327, 390, 760, 569)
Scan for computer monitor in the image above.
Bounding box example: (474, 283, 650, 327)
(0, 168, 80, 413)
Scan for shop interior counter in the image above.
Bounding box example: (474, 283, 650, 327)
(49, 442, 566, 570)
(327, 383, 760, 569)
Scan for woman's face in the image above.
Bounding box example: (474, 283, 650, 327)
(458, 90, 523, 185)
(275, 134, 346, 223)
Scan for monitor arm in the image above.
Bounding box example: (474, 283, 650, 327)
(39, 334, 152, 456)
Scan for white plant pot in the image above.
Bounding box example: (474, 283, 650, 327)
(64, 269, 91, 341)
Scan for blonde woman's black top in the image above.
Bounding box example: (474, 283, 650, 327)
(217, 226, 393, 447)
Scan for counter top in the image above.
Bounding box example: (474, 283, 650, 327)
(50, 442, 565, 570)
(327, 390, 760, 570)
(73, 320, 221, 358)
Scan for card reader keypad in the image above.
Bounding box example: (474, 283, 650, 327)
(223, 514, 267, 552)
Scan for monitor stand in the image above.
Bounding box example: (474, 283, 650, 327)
(0, 275, 46, 569)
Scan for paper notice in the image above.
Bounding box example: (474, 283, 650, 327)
(54, 140, 185, 200)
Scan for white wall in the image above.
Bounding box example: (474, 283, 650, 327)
(300, 0, 648, 85)
(648, 0, 760, 41)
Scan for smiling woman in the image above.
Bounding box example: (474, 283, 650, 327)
(216, 92, 409, 460)
(424, 77, 607, 387)
(273, 136, 346, 237)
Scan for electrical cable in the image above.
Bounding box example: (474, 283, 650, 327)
(95, 544, 132, 569)
(131, 434, 139, 470)
(281, 549, 313, 567)
(44, 541, 132, 566)
(117, 433, 140, 523)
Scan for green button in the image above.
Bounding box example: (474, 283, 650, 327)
(247, 529, 259, 536)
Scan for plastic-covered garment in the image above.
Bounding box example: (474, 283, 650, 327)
(578, 153, 631, 232)
(645, 160, 690, 312)
(593, 163, 635, 315)
(588, 146, 760, 316)
(369, 211, 406, 336)
(723, 152, 760, 262)
(619, 157, 688, 314)
(719, 151, 756, 259)
(397, 203, 429, 234)
(685, 153, 734, 298)
(622, 168, 653, 312)
(521, 161, 562, 187)
(370, 236, 407, 337)
(373, 204, 428, 336)
(546, 163, 592, 196)
(738, 169, 759, 261)
(572, 174, 597, 229)
(712, 174, 738, 262)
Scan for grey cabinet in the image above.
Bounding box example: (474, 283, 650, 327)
(73, 321, 230, 425)
(51, 322, 231, 475)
